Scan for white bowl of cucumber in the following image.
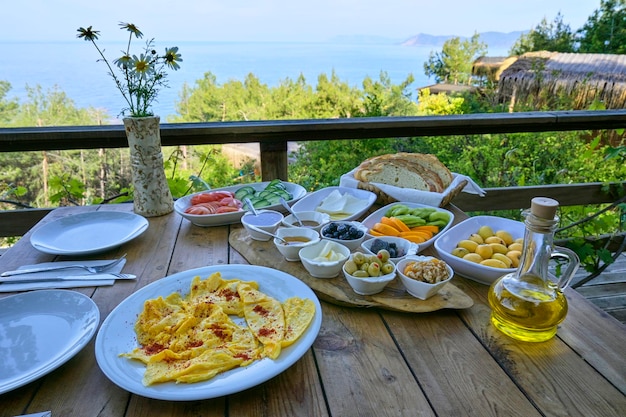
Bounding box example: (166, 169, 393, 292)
(175, 180, 306, 227)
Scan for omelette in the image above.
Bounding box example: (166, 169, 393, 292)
(121, 272, 315, 386)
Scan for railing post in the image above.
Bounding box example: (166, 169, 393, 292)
(259, 140, 288, 181)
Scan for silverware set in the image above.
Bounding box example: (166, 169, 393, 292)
(0, 254, 135, 284)
(0, 254, 127, 277)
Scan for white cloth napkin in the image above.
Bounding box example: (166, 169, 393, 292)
(0, 259, 127, 292)
(339, 169, 486, 207)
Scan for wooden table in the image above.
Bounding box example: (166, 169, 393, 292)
(1, 204, 625, 417)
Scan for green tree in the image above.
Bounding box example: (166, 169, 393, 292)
(510, 13, 575, 55)
(423, 33, 487, 85)
(11, 84, 108, 127)
(0, 81, 19, 125)
(416, 88, 465, 115)
(577, 0, 626, 53)
(361, 72, 417, 117)
(0, 85, 119, 208)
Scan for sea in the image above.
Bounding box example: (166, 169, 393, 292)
(1, 40, 509, 122)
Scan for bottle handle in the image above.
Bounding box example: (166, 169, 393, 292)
(551, 246, 580, 289)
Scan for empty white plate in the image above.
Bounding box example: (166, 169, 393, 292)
(0, 290, 100, 394)
(30, 211, 149, 255)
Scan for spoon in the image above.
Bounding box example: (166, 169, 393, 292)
(245, 223, 289, 244)
(243, 197, 259, 216)
(280, 197, 303, 226)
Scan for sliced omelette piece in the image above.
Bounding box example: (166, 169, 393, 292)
(188, 272, 259, 316)
(281, 297, 316, 347)
(133, 292, 187, 348)
(238, 282, 285, 359)
(142, 348, 245, 385)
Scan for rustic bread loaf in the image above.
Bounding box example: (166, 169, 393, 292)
(354, 153, 452, 192)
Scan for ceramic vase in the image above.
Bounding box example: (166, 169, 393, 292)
(123, 116, 174, 217)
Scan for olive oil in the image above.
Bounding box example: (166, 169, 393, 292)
(488, 273, 568, 342)
(487, 197, 579, 342)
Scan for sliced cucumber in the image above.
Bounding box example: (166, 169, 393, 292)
(235, 180, 293, 208)
(234, 186, 256, 200)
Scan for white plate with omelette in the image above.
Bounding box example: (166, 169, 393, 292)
(95, 264, 322, 401)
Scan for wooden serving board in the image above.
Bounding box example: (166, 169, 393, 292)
(229, 227, 473, 312)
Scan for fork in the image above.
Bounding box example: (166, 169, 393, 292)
(0, 254, 127, 277)
(0, 272, 136, 283)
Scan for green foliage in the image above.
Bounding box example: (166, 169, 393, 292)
(0, 81, 19, 124)
(510, 1, 626, 55)
(416, 89, 465, 115)
(289, 139, 396, 190)
(9, 85, 108, 127)
(423, 33, 487, 85)
(510, 13, 576, 55)
(577, 0, 626, 53)
(48, 175, 86, 205)
(163, 145, 242, 197)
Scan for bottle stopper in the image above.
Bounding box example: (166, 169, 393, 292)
(530, 197, 559, 220)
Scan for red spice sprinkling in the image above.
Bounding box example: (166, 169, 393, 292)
(219, 288, 239, 301)
(258, 327, 275, 337)
(253, 305, 269, 317)
(210, 324, 227, 340)
(186, 340, 203, 349)
(143, 343, 165, 355)
(235, 352, 251, 361)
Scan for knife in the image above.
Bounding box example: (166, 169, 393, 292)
(0, 273, 136, 283)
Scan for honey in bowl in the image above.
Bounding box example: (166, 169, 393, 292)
(280, 236, 312, 245)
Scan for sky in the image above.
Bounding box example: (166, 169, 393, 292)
(0, 0, 600, 42)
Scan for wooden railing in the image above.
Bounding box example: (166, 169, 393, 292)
(1, 109, 625, 236)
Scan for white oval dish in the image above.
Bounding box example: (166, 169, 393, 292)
(0, 290, 99, 395)
(290, 186, 377, 221)
(30, 211, 148, 255)
(434, 215, 525, 285)
(95, 264, 322, 401)
(175, 181, 306, 227)
(361, 202, 454, 250)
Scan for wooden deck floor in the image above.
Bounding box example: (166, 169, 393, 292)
(572, 253, 626, 325)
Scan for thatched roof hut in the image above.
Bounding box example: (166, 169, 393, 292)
(496, 52, 626, 109)
(472, 56, 517, 82)
(417, 83, 475, 95)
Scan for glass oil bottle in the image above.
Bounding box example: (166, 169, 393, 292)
(488, 197, 580, 342)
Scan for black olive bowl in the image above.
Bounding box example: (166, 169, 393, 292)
(320, 221, 368, 251)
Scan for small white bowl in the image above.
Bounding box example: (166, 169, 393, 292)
(273, 227, 321, 261)
(282, 211, 331, 233)
(342, 259, 397, 295)
(361, 236, 418, 262)
(396, 255, 453, 300)
(320, 221, 367, 251)
(241, 210, 284, 241)
(299, 239, 350, 278)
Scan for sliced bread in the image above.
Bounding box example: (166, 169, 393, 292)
(354, 152, 452, 192)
